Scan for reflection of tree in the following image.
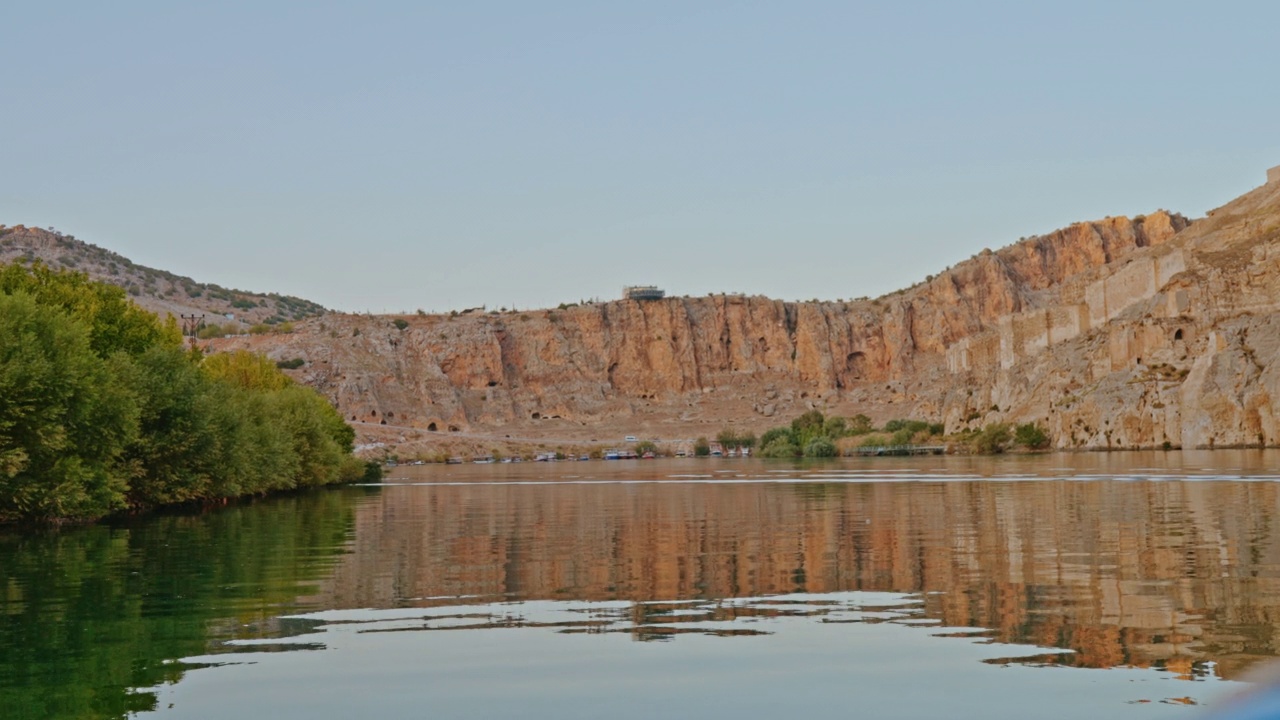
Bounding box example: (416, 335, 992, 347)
(319, 480, 1280, 679)
(0, 489, 367, 719)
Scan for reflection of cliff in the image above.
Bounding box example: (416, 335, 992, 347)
(314, 480, 1280, 679)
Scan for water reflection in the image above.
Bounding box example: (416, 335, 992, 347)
(0, 489, 370, 720)
(5, 452, 1280, 719)
(328, 454, 1280, 681)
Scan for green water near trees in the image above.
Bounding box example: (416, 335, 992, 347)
(0, 488, 374, 719)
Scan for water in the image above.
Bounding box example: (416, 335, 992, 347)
(6, 451, 1280, 719)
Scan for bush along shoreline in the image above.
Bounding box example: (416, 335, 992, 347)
(0, 261, 379, 524)
(742, 410, 1050, 458)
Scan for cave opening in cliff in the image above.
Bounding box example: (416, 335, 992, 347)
(1174, 328, 1184, 341)
(427, 422, 437, 432)
(846, 351, 867, 378)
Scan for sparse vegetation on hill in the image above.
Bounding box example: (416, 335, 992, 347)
(0, 225, 326, 328)
(0, 262, 375, 523)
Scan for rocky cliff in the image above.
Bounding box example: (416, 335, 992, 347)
(20, 172, 1276, 453)
(208, 201, 1262, 452)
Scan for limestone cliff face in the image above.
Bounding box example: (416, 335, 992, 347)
(946, 181, 1280, 449)
(215, 208, 1222, 447)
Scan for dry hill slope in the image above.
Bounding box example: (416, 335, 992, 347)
(0, 224, 325, 327)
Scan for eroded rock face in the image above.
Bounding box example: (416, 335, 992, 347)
(212, 199, 1280, 451)
(938, 182, 1280, 449)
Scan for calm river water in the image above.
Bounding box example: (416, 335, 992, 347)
(7, 451, 1280, 719)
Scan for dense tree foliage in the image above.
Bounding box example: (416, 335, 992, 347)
(0, 262, 376, 523)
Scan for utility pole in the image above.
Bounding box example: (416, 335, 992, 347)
(180, 314, 205, 348)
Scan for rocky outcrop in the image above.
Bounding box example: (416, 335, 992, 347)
(942, 180, 1280, 449)
(210, 206, 1244, 450)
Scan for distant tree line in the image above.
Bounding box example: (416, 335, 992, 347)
(0, 262, 378, 523)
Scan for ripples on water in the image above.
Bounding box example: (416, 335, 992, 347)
(6, 451, 1280, 719)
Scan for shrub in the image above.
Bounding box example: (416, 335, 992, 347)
(803, 437, 838, 458)
(392, 318, 409, 331)
(759, 426, 793, 449)
(1014, 423, 1050, 450)
(883, 419, 929, 434)
(693, 437, 711, 457)
(760, 438, 800, 458)
(790, 410, 825, 434)
(972, 423, 1012, 454)
(848, 414, 873, 435)
(275, 358, 306, 370)
(823, 416, 848, 438)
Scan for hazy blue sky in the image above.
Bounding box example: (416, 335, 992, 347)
(4, 1, 1277, 313)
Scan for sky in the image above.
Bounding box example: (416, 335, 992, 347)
(3, 1, 1278, 314)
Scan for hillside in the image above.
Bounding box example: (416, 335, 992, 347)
(0, 224, 326, 328)
(16, 169, 1280, 458)
(207, 198, 1261, 455)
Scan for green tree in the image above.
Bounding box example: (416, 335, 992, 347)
(203, 350, 293, 391)
(693, 437, 711, 457)
(791, 410, 827, 449)
(634, 440, 658, 456)
(791, 410, 825, 435)
(0, 292, 138, 521)
(269, 385, 355, 487)
(0, 262, 372, 522)
(0, 261, 181, 356)
(392, 318, 409, 331)
(116, 346, 222, 505)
